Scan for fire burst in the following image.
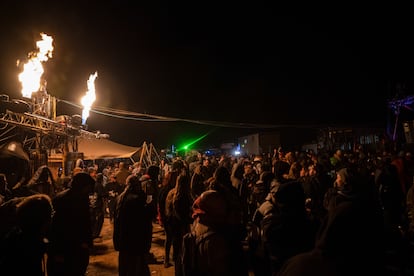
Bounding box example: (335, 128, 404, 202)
(18, 33, 54, 98)
(81, 72, 98, 125)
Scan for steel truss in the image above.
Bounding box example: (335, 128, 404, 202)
(0, 110, 101, 152)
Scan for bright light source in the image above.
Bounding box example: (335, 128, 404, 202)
(81, 71, 98, 124)
(18, 33, 54, 98)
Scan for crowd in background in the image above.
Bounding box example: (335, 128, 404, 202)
(1, 144, 414, 275)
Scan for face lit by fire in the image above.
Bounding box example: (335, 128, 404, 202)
(18, 33, 54, 98)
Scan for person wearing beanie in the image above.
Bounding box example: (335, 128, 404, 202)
(182, 190, 232, 276)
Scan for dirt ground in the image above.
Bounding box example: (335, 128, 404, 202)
(87, 218, 175, 276)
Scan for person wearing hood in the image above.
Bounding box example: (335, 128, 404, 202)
(26, 165, 57, 198)
(113, 175, 152, 276)
(47, 172, 95, 276)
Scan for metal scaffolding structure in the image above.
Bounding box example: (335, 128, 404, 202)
(0, 110, 102, 151)
(0, 94, 107, 176)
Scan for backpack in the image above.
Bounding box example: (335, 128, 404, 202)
(181, 230, 216, 276)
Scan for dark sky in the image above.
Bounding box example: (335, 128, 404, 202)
(1, 2, 414, 149)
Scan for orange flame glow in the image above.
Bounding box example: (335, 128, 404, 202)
(81, 72, 98, 124)
(18, 33, 54, 98)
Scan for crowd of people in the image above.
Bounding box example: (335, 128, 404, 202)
(1, 145, 414, 275)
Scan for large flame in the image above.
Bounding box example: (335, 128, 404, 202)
(18, 33, 54, 98)
(81, 72, 98, 125)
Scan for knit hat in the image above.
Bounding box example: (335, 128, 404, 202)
(192, 190, 227, 222)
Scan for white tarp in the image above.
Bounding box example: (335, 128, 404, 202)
(77, 137, 140, 160)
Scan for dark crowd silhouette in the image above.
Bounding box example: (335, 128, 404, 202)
(1, 145, 414, 275)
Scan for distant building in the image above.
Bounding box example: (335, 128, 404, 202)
(238, 132, 281, 156)
(316, 126, 387, 153)
(238, 126, 387, 156)
(238, 128, 317, 156)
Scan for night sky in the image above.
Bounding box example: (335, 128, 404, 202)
(1, 2, 414, 149)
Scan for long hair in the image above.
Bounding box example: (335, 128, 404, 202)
(212, 166, 232, 189)
(115, 175, 142, 219)
(175, 174, 191, 199)
(172, 173, 193, 223)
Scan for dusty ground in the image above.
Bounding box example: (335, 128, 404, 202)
(87, 218, 175, 276)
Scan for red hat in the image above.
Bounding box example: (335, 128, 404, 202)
(192, 190, 227, 221)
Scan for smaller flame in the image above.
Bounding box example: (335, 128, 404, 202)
(18, 33, 54, 98)
(81, 72, 98, 125)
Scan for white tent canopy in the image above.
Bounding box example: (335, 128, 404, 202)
(77, 137, 140, 160)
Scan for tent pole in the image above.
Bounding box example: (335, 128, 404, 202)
(139, 141, 147, 166)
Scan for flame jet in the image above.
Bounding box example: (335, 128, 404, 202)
(81, 72, 98, 125)
(18, 33, 54, 98)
